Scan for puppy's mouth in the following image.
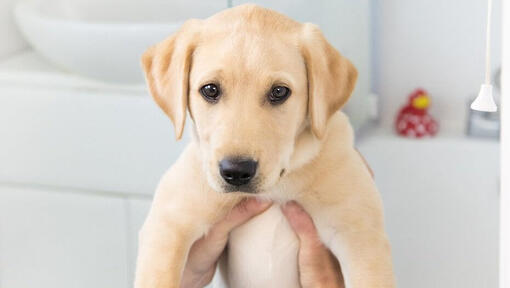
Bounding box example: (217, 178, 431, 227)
(222, 182, 258, 194)
(220, 175, 261, 194)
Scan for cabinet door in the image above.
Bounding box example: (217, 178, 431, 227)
(126, 197, 152, 285)
(0, 186, 129, 288)
(231, 0, 372, 129)
(358, 140, 499, 288)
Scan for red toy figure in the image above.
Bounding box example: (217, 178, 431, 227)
(395, 89, 438, 138)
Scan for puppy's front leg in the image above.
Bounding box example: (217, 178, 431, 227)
(134, 151, 240, 288)
(134, 209, 203, 288)
(315, 210, 395, 288)
(333, 229, 394, 288)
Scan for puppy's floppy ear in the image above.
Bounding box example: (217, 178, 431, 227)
(141, 19, 201, 140)
(300, 23, 358, 139)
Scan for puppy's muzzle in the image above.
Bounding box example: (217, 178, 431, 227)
(219, 157, 257, 188)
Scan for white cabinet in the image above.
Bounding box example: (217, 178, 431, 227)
(0, 185, 129, 288)
(231, 0, 373, 129)
(0, 52, 174, 288)
(358, 138, 499, 288)
(126, 198, 152, 285)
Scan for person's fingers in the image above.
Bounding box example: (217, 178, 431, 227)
(282, 201, 344, 288)
(281, 201, 322, 247)
(190, 197, 272, 261)
(183, 197, 272, 282)
(215, 197, 272, 234)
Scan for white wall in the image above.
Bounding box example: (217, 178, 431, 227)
(500, 1, 509, 287)
(373, 0, 502, 136)
(0, 0, 27, 59)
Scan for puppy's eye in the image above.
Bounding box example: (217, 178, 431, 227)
(268, 86, 291, 104)
(200, 84, 221, 102)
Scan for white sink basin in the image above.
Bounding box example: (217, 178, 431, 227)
(14, 0, 227, 83)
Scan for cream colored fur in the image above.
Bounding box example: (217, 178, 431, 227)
(135, 4, 395, 288)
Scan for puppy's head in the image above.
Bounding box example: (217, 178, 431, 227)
(142, 5, 357, 194)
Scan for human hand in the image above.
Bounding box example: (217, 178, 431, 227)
(180, 199, 343, 288)
(180, 198, 272, 288)
(282, 201, 345, 288)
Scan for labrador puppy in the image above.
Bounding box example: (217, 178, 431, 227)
(135, 4, 394, 288)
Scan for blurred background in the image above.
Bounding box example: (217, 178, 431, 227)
(0, 0, 501, 287)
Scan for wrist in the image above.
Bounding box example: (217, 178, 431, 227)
(180, 267, 215, 288)
(320, 280, 344, 288)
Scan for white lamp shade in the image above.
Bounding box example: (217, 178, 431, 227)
(471, 84, 497, 112)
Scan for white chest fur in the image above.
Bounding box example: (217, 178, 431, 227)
(227, 205, 300, 288)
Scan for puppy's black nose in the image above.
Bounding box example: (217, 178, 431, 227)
(219, 158, 257, 186)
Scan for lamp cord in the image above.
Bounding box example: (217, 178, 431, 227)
(485, 0, 493, 85)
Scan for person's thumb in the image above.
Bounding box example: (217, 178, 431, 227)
(184, 197, 272, 276)
(282, 201, 344, 288)
(281, 201, 322, 247)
